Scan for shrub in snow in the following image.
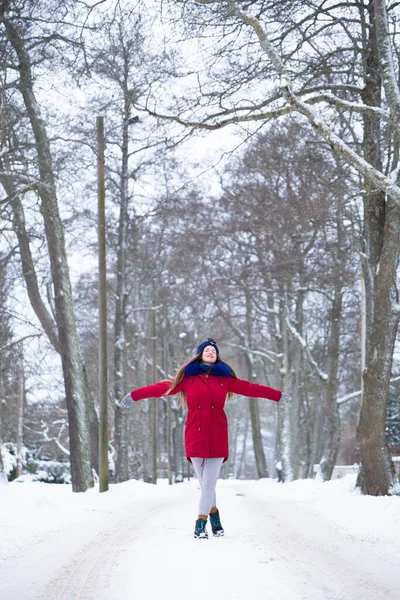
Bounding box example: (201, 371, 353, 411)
(1, 442, 18, 479)
(2, 443, 40, 480)
(1, 443, 70, 483)
(13, 461, 71, 484)
(35, 460, 71, 484)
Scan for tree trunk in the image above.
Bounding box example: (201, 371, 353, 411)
(246, 373, 269, 478)
(83, 368, 99, 476)
(0, 312, 12, 486)
(151, 304, 158, 484)
(172, 407, 184, 483)
(278, 285, 294, 482)
(236, 411, 249, 479)
(167, 396, 173, 484)
(320, 192, 345, 481)
(291, 289, 304, 478)
(320, 287, 343, 481)
(162, 337, 173, 485)
(247, 396, 268, 478)
(304, 349, 326, 474)
(244, 291, 268, 478)
(2, 14, 93, 492)
(16, 343, 24, 479)
(356, 2, 400, 495)
(114, 113, 130, 483)
(357, 195, 400, 495)
(114, 408, 129, 482)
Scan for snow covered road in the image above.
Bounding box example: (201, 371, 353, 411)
(0, 476, 399, 600)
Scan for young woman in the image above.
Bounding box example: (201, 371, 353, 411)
(121, 337, 290, 539)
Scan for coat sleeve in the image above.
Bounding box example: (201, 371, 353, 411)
(227, 378, 282, 402)
(131, 380, 185, 402)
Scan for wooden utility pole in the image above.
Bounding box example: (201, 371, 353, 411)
(97, 116, 108, 493)
(151, 304, 158, 484)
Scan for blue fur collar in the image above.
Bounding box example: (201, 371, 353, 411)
(184, 361, 232, 377)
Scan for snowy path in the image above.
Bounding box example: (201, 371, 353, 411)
(1, 477, 399, 600)
(102, 481, 400, 600)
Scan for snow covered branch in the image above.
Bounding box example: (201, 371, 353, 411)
(336, 390, 362, 405)
(0, 171, 43, 189)
(285, 316, 328, 381)
(141, 104, 292, 130)
(224, 341, 281, 364)
(306, 92, 389, 117)
(41, 421, 70, 456)
(337, 375, 400, 405)
(0, 333, 42, 355)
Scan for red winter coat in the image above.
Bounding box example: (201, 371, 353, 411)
(130, 374, 282, 462)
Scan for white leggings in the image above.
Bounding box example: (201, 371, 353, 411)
(191, 457, 224, 516)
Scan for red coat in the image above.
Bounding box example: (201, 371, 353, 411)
(131, 374, 282, 461)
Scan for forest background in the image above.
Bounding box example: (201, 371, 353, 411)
(0, 0, 399, 496)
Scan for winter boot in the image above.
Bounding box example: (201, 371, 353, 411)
(209, 509, 224, 537)
(194, 518, 208, 539)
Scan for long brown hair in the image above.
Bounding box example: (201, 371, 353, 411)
(165, 351, 237, 408)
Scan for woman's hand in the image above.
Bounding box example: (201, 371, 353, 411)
(120, 393, 133, 408)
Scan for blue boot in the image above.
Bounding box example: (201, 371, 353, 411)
(209, 509, 224, 537)
(194, 518, 208, 539)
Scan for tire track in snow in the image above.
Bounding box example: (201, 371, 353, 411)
(41, 491, 181, 600)
(50, 523, 137, 600)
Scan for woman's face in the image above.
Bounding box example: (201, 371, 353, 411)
(202, 345, 217, 364)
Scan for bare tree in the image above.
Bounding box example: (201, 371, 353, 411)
(0, 1, 93, 491)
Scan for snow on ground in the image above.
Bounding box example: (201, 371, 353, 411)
(0, 475, 399, 600)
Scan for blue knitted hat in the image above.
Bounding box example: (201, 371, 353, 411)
(197, 337, 219, 356)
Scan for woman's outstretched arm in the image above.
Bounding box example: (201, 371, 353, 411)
(120, 380, 185, 407)
(227, 378, 282, 402)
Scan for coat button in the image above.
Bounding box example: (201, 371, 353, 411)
(211, 405, 214, 408)
(198, 427, 201, 431)
(198, 405, 201, 409)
